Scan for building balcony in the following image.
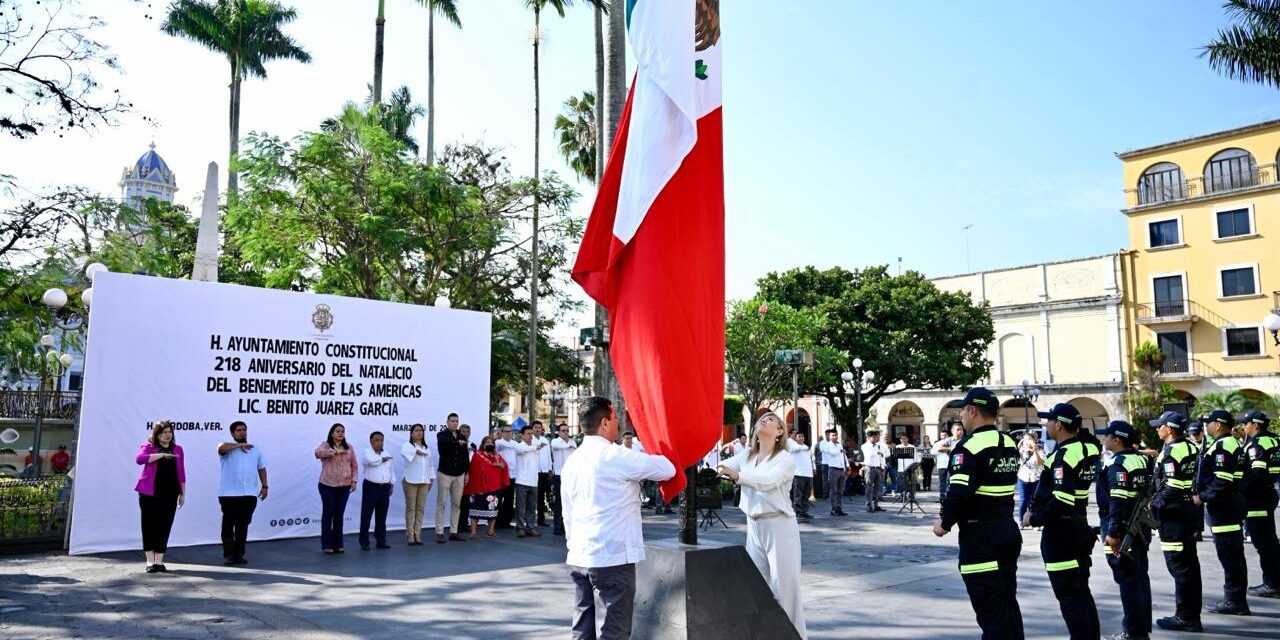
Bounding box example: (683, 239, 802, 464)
(0, 390, 81, 422)
(1159, 358, 1207, 380)
(1124, 162, 1279, 209)
(1134, 299, 1200, 326)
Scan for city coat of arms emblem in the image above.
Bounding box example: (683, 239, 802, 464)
(312, 304, 333, 333)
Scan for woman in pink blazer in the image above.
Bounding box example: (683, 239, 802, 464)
(135, 420, 185, 573)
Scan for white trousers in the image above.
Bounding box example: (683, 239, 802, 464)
(746, 515, 807, 639)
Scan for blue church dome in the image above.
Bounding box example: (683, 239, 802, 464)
(133, 142, 174, 184)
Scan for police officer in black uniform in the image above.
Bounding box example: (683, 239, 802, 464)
(1150, 410, 1203, 632)
(1187, 420, 1207, 541)
(932, 387, 1024, 640)
(1240, 411, 1280, 598)
(1099, 420, 1153, 640)
(1025, 402, 1101, 639)
(1196, 409, 1251, 615)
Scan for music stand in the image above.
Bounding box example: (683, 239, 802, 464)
(695, 468, 729, 531)
(897, 462, 929, 516)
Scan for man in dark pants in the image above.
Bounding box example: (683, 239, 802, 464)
(456, 424, 474, 534)
(1196, 410, 1251, 615)
(216, 421, 268, 565)
(1099, 420, 1153, 640)
(787, 430, 814, 520)
(933, 387, 1024, 640)
(1188, 421, 1207, 541)
(359, 431, 395, 550)
(1150, 411, 1203, 632)
(532, 421, 554, 526)
(1240, 411, 1280, 598)
(1025, 403, 1101, 640)
(495, 425, 518, 529)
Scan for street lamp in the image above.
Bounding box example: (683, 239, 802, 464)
(1010, 379, 1040, 432)
(1264, 311, 1280, 347)
(842, 359, 875, 442)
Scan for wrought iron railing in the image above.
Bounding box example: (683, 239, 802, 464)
(0, 390, 80, 420)
(0, 475, 69, 546)
(1134, 298, 1198, 322)
(1125, 162, 1278, 207)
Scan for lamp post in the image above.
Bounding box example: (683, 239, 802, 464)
(841, 359, 875, 442)
(1264, 293, 1280, 346)
(1010, 379, 1040, 433)
(24, 263, 102, 476)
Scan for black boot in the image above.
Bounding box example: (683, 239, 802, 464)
(1156, 615, 1203, 632)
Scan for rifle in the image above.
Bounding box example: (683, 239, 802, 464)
(1118, 456, 1159, 558)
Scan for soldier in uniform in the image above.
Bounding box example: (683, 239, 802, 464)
(1150, 410, 1203, 632)
(1025, 403, 1101, 639)
(1240, 411, 1280, 598)
(1099, 420, 1153, 640)
(1196, 410, 1251, 615)
(932, 387, 1024, 640)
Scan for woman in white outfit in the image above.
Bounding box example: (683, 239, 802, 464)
(718, 412, 807, 638)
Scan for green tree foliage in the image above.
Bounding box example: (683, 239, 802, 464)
(724, 299, 821, 435)
(554, 90, 597, 184)
(1203, 0, 1280, 89)
(722, 395, 744, 428)
(756, 265, 995, 441)
(226, 105, 584, 406)
(1194, 389, 1280, 417)
(1126, 341, 1176, 446)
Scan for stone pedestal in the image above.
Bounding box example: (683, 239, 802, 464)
(633, 539, 801, 639)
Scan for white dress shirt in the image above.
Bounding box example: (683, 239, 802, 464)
(400, 441, 433, 484)
(561, 435, 676, 568)
(362, 447, 396, 484)
(721, 449, 796, 519)
(551, 437, 578, 475)
(861, 441, 891, 469)
(495, 438, 519, 478)
(933, 437, 956, 468)
(632, 439, 646, 454)
(512, 440, 543, 487)
(731, 441, 748, 458)
(786, 439, 813, 478)
(535, 435, 553, 472)
(817, 440, 847, 469)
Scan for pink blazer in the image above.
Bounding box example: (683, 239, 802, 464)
(134, 442, 186, 496)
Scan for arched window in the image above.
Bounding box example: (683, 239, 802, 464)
(1137, 162, 1185, 204)
(1204, 148, 1257, 193)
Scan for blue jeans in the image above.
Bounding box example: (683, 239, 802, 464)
(1017, 479, 1039, 522)
(318, 482, 351, 550)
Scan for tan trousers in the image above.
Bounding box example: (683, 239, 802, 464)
(403, 480, 429, 539)
(435, 472, 465, 534)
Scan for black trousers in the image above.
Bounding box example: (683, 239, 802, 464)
(138, 492, 178, 553)
(921, 460, 935, 490)
(1041, 519, 1099, 640)
(497, 483, 516, 529)
(1208, 516, 1249, 605)
(1157, 500, 1203, 621)
(571, 563, 635, 640)
(218, 495, 257, 560)
(791, 476, 812, 516)
(551, 474, 565, 532)
(813, 464, 828, 499)
(1107, 541, 1152, 636)
(359, 480, 391, 547)
(1246, 507, 1280, 588)
(456, 491, 471, 533)
(537, 471, 552, 524)
(959, 520, 1025, 640)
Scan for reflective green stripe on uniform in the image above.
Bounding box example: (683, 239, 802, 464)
(948, 474, 970, 486)
(1053, 490, 1074, 505)
(1254, 460, 1270, 469)
(1165, 479, 1192, 489)
(1045, 559, 1080, 572)
(1248, 510, 1269, 518)
(1161, 542, 1184, 552)
(975, 484, 1015, 497)
(1110, 489, 1137, 498)
(1211, 524, 1242, 533)
(1215, 471, 1234, 480)
(960, 561, 1000, 574)
(1101, 545, 1114, 554)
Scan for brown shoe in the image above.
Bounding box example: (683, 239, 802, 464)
(435, 533, 445, 544)
(526, 529, 542, 538)
(448, 533, 466, 542)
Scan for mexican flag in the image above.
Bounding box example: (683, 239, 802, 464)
(572, 0, 724, 501)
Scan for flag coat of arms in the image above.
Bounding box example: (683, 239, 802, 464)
(572, 0, 724, 500)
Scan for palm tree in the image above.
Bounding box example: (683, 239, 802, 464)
(592, 2, 608, 182)
(382, 86, 426, 153)
(414, 0, 461, 164)
(1203, 0, 1280, 88)
(162, 0, 311, 198)
(554, 91, 597, 183)
(373, 0, 386, 105)
(1193, 390, 1250, 417)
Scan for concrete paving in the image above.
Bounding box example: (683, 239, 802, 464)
(1, 491, 1278, 639)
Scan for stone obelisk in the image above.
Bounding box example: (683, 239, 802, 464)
(192, 162, 220, 282)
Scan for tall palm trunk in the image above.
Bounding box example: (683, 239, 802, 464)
(594, 0, 627, 411)
(527, 6, 542, 425)
(373, 0, 386, 105)
(228, 58, 242, 199)
(426, 10, 436, 164)
(593, 5, 604, 182)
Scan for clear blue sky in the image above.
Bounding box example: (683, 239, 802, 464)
(7, 0, 1280, 321)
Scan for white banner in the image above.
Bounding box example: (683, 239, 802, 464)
(70, 273, 491, 554)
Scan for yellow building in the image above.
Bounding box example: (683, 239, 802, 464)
(1118, 120, 1280, 404)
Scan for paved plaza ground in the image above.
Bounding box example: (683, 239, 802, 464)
(2, 491, 1278, 639)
